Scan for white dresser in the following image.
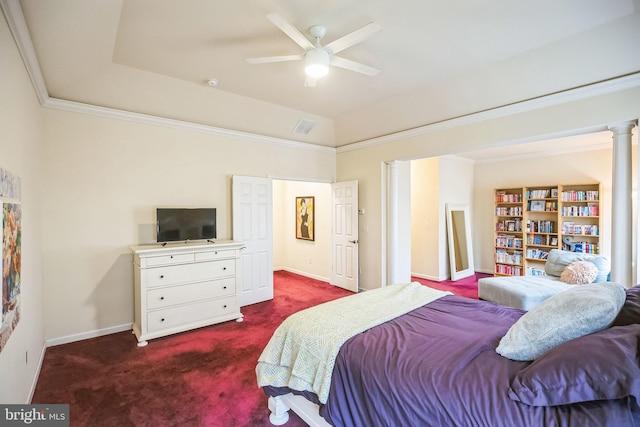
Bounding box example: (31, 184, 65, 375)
(130, 240, 244, 346)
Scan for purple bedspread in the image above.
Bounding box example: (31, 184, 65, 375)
(266, 295, 640, 426)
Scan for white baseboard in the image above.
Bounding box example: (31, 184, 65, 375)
(45, 323, 133, 348)
(274, 267, 330, 283)
(27, 343, 47, 403)
(411, 272, 447, 282)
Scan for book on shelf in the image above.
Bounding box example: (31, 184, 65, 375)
(561, 190, 599, 201)
(526, 189, 552, 199)
(496, 235, 523, 248)
(526, 267, 547, 276)
(496, 191, 522, 203)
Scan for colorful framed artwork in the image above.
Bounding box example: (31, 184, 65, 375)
(296, 196, 314, 241)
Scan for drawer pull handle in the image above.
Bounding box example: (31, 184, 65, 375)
(223, 286, 227, 289)
(223, 305, 227, 309)
(170, 255, 173, 259)
(223, 267, 227, 271)
(160, 275, 164, 279)
(161, 318, 165, 322)
(160, 296, 165, 300)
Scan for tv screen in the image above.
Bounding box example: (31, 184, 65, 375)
(156, 208, 217, 242)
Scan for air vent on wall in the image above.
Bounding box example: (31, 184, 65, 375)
(292, 118, 316, 135)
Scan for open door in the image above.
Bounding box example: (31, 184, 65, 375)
(232, 175, 274, 306)
(331, 180, 359, 292)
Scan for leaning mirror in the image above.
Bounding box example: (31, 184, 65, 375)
(445, 203, 475, 281)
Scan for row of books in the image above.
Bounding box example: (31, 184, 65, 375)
(495, 191, 523, 203)
(526, 188, 556, 199)
(526, 234, 557, 246)
(562, 222, 599, 236)
(561, 190, 599, 201)
(561, 204, 598, 217)
(495, 264, 523, 276)
(526, 220, 555, 233)
(496, 235, 523, 248)
(525, 248, 549, 259)
(527, 200, 558, 212)
(563, 242, 599, 253)
(526, 267, 548, 276)
(496, 219, 522, 232)
(495, 206, 523, 216)
(495, 249, 523, 265)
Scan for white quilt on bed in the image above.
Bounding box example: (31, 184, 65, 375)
(255, 282, 450, 404)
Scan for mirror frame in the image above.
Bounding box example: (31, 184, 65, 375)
(445, 203, 475, 281)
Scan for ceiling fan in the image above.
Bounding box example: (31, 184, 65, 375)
(246, 13, 383, 87)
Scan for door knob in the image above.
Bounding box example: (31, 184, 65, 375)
(348, 240, 358, 244)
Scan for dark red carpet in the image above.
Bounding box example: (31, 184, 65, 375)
(32, 271, 482, 426)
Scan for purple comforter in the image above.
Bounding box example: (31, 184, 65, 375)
(266, 295, 640, 426)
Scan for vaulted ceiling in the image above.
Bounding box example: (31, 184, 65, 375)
(14, 0, 640, 148)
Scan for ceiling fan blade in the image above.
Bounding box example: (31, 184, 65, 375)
(324, 22, 383, 54)
(330, 56, 380, 76)
(304, 76, 317, 87)
(267, 13, 314, 51)
(246, 54, 303, 64)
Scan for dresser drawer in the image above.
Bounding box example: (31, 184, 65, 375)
(194, 249, 235, 262)
(147, 278, 235, 309)
(147, 296, 237, 332)
(144, 253, 194, 267)
(144, 259, 236, 287)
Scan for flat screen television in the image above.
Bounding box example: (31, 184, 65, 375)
(156, 208, 217, 243)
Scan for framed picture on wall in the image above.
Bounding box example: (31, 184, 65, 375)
(296, 196, 314, 241)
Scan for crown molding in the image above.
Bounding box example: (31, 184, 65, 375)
(3, 0, 638, 156)
(43, 98, 336, 154)
(1, 0, 48, 104)
(337, 72, 640, 153)
(1, 0, 335, 154)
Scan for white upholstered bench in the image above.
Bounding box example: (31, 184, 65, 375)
(478, 249, 611, 311)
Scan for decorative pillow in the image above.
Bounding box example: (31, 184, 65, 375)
(496, 282, 626, 361)
(559, 261, 598, 285)
(545, 249, 610, 282)
(612, 285, 640, 326)
(508, 324, 640, 406)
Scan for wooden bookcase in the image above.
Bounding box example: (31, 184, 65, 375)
(493, 183, 601, 277)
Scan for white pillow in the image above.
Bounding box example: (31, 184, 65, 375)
(496, 282, 626, 361)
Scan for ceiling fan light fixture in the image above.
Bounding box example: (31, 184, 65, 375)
(304, 49, 329, 78)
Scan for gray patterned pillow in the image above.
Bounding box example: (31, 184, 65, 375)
(496, 282, 626, 361)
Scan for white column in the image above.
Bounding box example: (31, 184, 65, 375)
(386, 160, 412, 285)
(608, 120, 636, 285)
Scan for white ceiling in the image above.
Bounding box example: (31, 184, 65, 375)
(14, 0, 640, 149)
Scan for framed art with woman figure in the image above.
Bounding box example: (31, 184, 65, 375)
(296, 196, 314, 241)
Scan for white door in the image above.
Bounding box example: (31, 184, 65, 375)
(331, 180, 359, 292)
(232, 175, 273, 306)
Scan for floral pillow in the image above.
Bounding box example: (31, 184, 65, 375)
(559, 261, 598, 285)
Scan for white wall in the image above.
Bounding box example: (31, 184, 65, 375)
(273, 180, 332, 281)
(0, 16, 45, 403)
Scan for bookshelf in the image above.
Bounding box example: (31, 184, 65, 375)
(493, 183, 601, 277)
(494, 188, 524, 276)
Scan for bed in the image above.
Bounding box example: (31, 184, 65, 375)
(256, 281, 640, 427)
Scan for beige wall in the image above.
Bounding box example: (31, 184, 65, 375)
(337, 86, 640, 289)
(39, 109, 336, 342)
(411, 156, 475, 281)
(273, 180, 332, 281)
(0, 17, 45, 403)
(472, 144, 636, 274)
